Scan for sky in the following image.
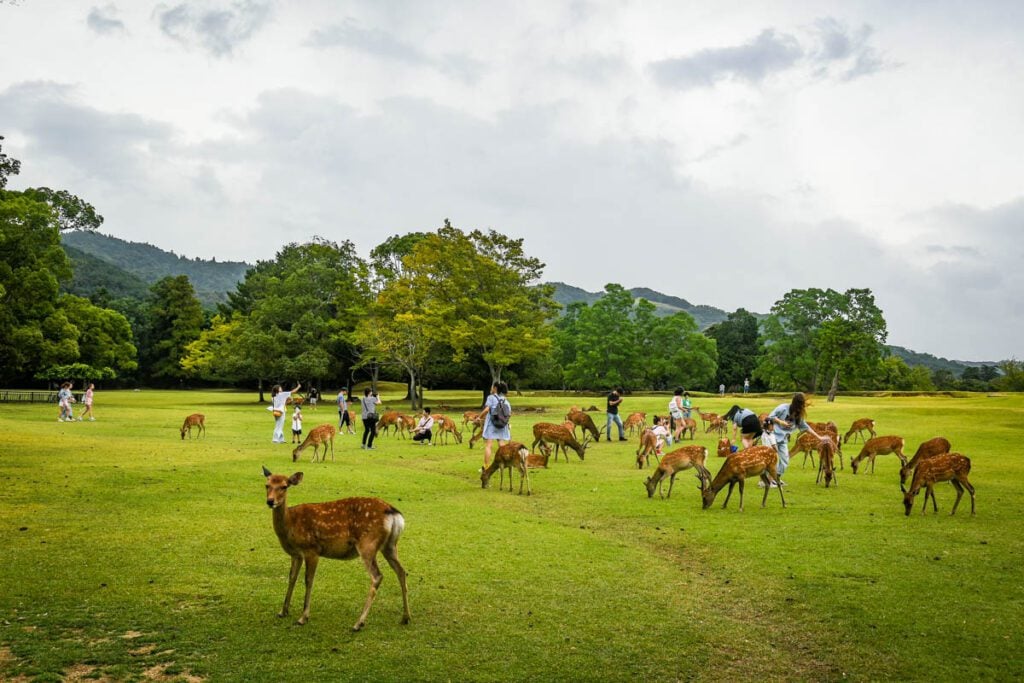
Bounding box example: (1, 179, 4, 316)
(2, 1, 1022, 362)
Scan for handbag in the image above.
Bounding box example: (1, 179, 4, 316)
(273, 409, 283, 418)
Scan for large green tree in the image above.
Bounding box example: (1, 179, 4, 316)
(139, 275, 204, 382)
(705, 308, 762, 391)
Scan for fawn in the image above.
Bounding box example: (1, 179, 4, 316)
(180, 413, 205, 440)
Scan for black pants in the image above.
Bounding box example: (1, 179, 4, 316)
(362, 414, 378, 447)
(412, 429, 431, 443)
(339, 409, 352, 429)
(740, 414, 763, 439)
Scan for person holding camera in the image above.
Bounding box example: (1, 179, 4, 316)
(270, 381, 301, 443)
(360, 387, 382, 450)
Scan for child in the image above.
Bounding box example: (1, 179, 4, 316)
(80, 383, 96, 421)
(57, 382, 75, 422)
(291, 405, 303, 444)
(650, 415, 671, 456)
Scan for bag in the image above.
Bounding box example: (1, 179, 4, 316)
(490, 397, 511, 430)
(273, 410, 283, 418)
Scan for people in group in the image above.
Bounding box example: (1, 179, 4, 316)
(412, 407, 434, 444)
(80, 383, 96, 421)
(479, 381, 511, 469)
(270, 381, 301, 444)
(668, 388, 686, 442)
(307, 386, 319, 411)
(766, 392, 822, 486)
(360, 388, 381, 450)
(291, 404, 303, 444)
(337, 388, 355, 434)
(721, 404, 762, 450)
(57, 382, 75, 422)
(606, 387, 627, 442)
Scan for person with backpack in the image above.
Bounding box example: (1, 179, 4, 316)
(479, 380, 511, 469)
(668, 387, 687, 443)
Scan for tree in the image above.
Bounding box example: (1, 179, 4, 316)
(639, 308, 718, 390)
(20, 187, 103, 232)
(139, 275, 204, 382)
(0, 135, 21, 190)
(705, 309, 762, 391)
(55, 294, 137, 379)
(995, 360, 1024, 392)
(754, 288, 887, 398)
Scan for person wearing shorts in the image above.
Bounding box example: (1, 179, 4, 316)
(722, 404, 762, 450)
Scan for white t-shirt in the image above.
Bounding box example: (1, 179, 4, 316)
(291, 411, 302, 431)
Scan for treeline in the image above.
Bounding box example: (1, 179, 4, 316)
(1, 138, 1019, 395)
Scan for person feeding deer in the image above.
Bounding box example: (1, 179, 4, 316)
(765, 392, 823, 487)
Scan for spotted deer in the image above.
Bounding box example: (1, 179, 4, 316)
(675, 417, 697, 440)
(397, 414, 417, 439)
(180, 413, 205, 440)
(292, 424, 337, 463)
(816, 437, 838, 488)
(717, 438, 733, 458)
(851, 436, 906, 474)
(792, 432, 825, 470)
(635, 428, 660, 469)
(623, 412, 648, 436)
(462, 411, 481, 430)
(696, 409, 717, 431)
(432, 414, 463, 445)
(899, 437, 952, 493)
(480, 442, 531, 495)
(531, 422, 588, 462)
(644, 445, 711, 499)
(807, 421, 843, 468)
(525, 443, 551, 469)
(844, 418, 876, 444)
(701, 445, 785, 512)
(903, 452, 975, 516)
(705, 416, 727, 436)
(262, 467, 411, 630)
(375, 411, 404, 437)
(566, 410, 601, 442)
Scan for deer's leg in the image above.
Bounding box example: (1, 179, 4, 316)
(354, 552, 384, 631)
(961, 478, 976, 515)
(950, 480, 964, 516)
(666, 472, 677, 499)
(279, 555, 302, 618)
(722, 481, 736, 509)
(519, 462, 531, 496)
(381, 545, 411, 625)
(296, 554, 319, 625)
(921, 484, 933, 514)
(738, 478, 746, 512)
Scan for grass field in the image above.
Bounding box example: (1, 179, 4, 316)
(2, 389, 1023, 682)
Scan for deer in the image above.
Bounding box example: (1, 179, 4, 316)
(180, 413, 205, 440)
(899, 437, 952, 492)
(675, 417, 697, 440)
(644, 445, 711, 499)
(696, 408, 717, 431)
(480, 442, 531, 495)
(395, 414, 416, 439)
(462, 411, 481, 430)
(262, 467, 411, 630)
(525, 443, 551, 469)
(816, 437, 838, 488)
(717, 438, 734, 458)
(701, 445, 785, 512)
(375, 411, 403, 437)
(292, 424, 337, 463)
(851, 436, 906, 474)
(705, 416, 727, 436)
(635, 428, 660, 469)
(792, 431, 829, 470)
(623, 412, 648, 436)
(566, 410, 601, 443)
(903, 453, 975, 516)
(806, 421, 843, 467)
(432, 414, 463, 445)
(467, 416, 485, 449)
(531, 422, 589, 461)
(843, 418, 876, 444)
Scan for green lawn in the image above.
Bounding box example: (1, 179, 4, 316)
(1, 389, 1022, 682)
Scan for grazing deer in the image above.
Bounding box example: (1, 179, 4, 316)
(566, 410, 601, 442)
(717, 438, 733, 458)
(792, 432, 826, 469)
(705, 416, 727, 436)
(903, 453, 975, 516)
(636, 428, 660, 469)
(525, 443, 551, 469)
(462, 411, 481, 430)
(623, 412, 648, 436)
(262, 467, 411, 630)
(675, 417, 697, 440)
(292, 424, 336, 463)
(480, 442, 531, 495)
(644, 445, 711, 499)
(432, 414, 463, 445)
(375, 411, 403, 437)
(180, 413, 205, 440)
(816, 437, 838, 488)
(696, 409, 717, 431)
(851, 436, 906, 474)
(467, 417, 485, 449)
(843, 418, 876, 444)
(900, 437, 952, 493)
(397, 414, 417, 439)
(806, 422, 843, 467)
(531, 423, 588, 462)
(701, 445, 785, 512)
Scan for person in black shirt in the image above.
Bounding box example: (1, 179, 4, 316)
(606, 387, 627, 441)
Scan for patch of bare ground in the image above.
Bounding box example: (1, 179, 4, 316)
(62, 663, 117, 682)
(142, 663, 205, 682)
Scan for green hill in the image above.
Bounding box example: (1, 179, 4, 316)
(62, 231, 251, 307)
(885, 345, 997, 376)
(62, 244, 151, 301)
(549, 281, 730, 329)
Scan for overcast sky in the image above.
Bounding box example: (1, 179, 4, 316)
(2, 1, 1022, 361)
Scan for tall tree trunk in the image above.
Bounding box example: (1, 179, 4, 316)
(827, 369, 839, 403)
(258, 378, 265, 403)
(407, 369, 419, 410)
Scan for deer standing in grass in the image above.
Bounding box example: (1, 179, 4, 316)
(480, 442, 531, 495)
(531, 423, 588, 462)
(807, 421, 843, 465)
(701, 445, 786, 512)
(851, 436, 906, 474)
(903, 453, 975, 516)
(566, 410, 601, 443)
(262, 467, 411, 630)
(696, 409, 717, 431)
(292, 424, 336, 463)
(180, 413, 205, 440)
(816, 437, 838, 488)
(705, 416, 727, 436)
(900, 437, 952, 493)
(432, 414, 463, 445)
(844, 418, 876, 444)
(644, 445, 711, 499)
(375, 411, 403, 437)
(462, 411, 481, 430)
(623, 412, 648, 436)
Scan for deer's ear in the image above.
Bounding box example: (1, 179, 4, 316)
(289, 472, 304, 486)
(262, 466, 272, 477)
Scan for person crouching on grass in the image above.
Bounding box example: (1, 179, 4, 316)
(650, 416, 671, 457)
(291, 404, 303, 444)
(412, 407, 434, 444)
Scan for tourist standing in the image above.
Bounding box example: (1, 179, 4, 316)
(743, 378, 750, 394)
(307, 386, 319, 410)
(767, 392, 822, 485)
(360, 388, 381, 450)
(479, 381, 511, 468)
(606, 387, 627, 441)
(270, 381, 300, 444)
(668, 388, 686, 442)
(79, 383, 96, 421)
(337, 388, 354, 433)
(291, 404, 303, 444)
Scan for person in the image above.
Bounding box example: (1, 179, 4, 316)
(360, 388, 381, 450)
(650, 416, 671, 456)
(682, 390, 692, 419)
(719, 383, 725, 396)
(606, 387, 627, 441)
(766, 392, 822, 487)
(412, 407, 434, 444)
(337, 389, 355, 434)
(743, 378, 750, 394)
(291, 404, 303, 444)
(479, 381, 511, 469)
(721, 404, 762, 450)
(80, 383, 96, 421)
(668, 388, 686, 443)
(57, 382, 75, 422)
(307, 386, 319, 411)
(270, 381, 301, 444)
